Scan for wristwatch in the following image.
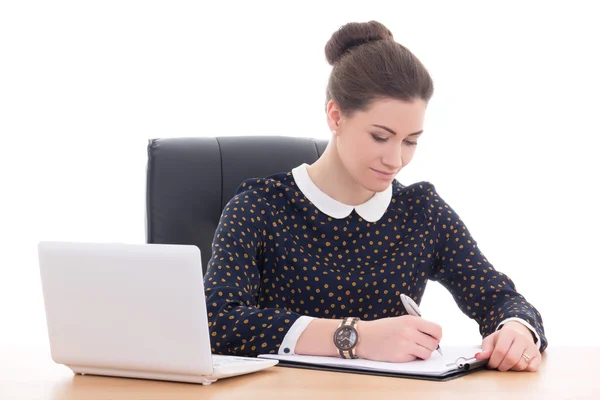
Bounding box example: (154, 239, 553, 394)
(333, 317, 360, 359)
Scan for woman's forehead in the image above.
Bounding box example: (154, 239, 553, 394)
(351, 98, 427, 131)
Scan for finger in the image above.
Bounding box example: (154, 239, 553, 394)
(498, 336, 529, 372)
(415, 318, 443, 342)
(476, 333, 497, 361)
(515, 343, 541, 372)
(525, 353, 542, 372)
(415, 331, 439, 353)
(487, 333, 513, 370)
(509, 340, 539, 372)
(410, 342, 434, 360)
(482, 333, 496, 352)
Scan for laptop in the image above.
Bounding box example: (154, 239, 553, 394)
(37, 241, 278, 385)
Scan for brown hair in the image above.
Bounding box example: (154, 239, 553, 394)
(325, 20, 434, 115)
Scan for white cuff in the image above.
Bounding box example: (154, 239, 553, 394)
(278, 316, 316, 355)
(496, 317, 541, 350)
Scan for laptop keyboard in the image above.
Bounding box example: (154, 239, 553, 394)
(212, 355, 265, 367)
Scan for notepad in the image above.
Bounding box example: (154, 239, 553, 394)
(258, 345, 487, 381)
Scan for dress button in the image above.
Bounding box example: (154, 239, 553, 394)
(284, 347, 290, 354)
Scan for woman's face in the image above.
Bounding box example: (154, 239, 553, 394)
(327, 97, 427, 193)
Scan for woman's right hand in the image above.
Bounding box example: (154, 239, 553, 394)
(355, 315, 442, 362)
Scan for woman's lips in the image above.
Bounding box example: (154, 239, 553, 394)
(371, 168, 396, 179)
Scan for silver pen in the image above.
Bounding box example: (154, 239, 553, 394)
(400, 294, 443, 356)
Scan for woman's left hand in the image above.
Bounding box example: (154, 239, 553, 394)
(474, 321, 541, 372)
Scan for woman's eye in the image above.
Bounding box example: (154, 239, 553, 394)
(371, 134, 388, 143)
(371, 133, 418, 146)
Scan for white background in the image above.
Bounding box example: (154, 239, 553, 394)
(1, 0, 598, 354)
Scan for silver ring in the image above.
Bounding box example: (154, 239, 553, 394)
(521, 352, 531, 363)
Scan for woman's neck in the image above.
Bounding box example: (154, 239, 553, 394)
(306, 145, 375, 206)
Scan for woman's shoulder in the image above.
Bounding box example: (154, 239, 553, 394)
(391, 179, 446, 212)
(393, 179, 438, 197)
(234, 171, 295, 196)
(392, 179, 459, 219)
(225, 171, 298, 212)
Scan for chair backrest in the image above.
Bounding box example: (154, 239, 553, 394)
(145, 136, 328, 273)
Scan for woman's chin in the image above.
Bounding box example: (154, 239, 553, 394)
(362, 178, 393, 193)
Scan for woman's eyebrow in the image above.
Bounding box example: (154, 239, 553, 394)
(371, 124, 423, 136)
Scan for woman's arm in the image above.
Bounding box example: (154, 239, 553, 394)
(426, 183, 548, 352)
(204, 191, 303, 356)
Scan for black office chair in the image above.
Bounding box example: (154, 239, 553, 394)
(145, 136, 328, 273)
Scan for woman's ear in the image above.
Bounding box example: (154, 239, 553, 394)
(326, 99, 342, 132)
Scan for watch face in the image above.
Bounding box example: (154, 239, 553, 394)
(335, 326, 357, 350)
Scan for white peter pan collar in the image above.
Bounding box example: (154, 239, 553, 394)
(291, 163, 393, 222)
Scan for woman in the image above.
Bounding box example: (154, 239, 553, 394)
(204, 20, 547, 373)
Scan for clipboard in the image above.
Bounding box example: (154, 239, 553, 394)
(258, 345, 488, 382)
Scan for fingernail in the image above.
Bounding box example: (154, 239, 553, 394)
(475, 352, 481, 358)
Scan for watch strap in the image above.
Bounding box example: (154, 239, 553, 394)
(337, 317, 359, 359)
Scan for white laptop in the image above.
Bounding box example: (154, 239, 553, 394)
(37, 241, 278, 385)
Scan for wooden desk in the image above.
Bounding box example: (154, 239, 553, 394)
(1, 346, 598, 400)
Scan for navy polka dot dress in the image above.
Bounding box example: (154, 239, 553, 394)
(204, 170, 548, 356)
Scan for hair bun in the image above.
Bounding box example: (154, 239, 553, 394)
(325, 20, 394, 65)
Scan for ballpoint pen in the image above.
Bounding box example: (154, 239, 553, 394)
(400, 294, 443, 356)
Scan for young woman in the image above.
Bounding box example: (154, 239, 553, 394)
(204, 20, 547, 373)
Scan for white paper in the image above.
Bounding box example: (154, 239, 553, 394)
(259, 345, 484, 376)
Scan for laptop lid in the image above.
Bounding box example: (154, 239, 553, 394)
(37, 241, 214, 376)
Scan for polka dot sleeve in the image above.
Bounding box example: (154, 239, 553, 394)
(426, 184, 548, 352)
(203, 192, 302, 356)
